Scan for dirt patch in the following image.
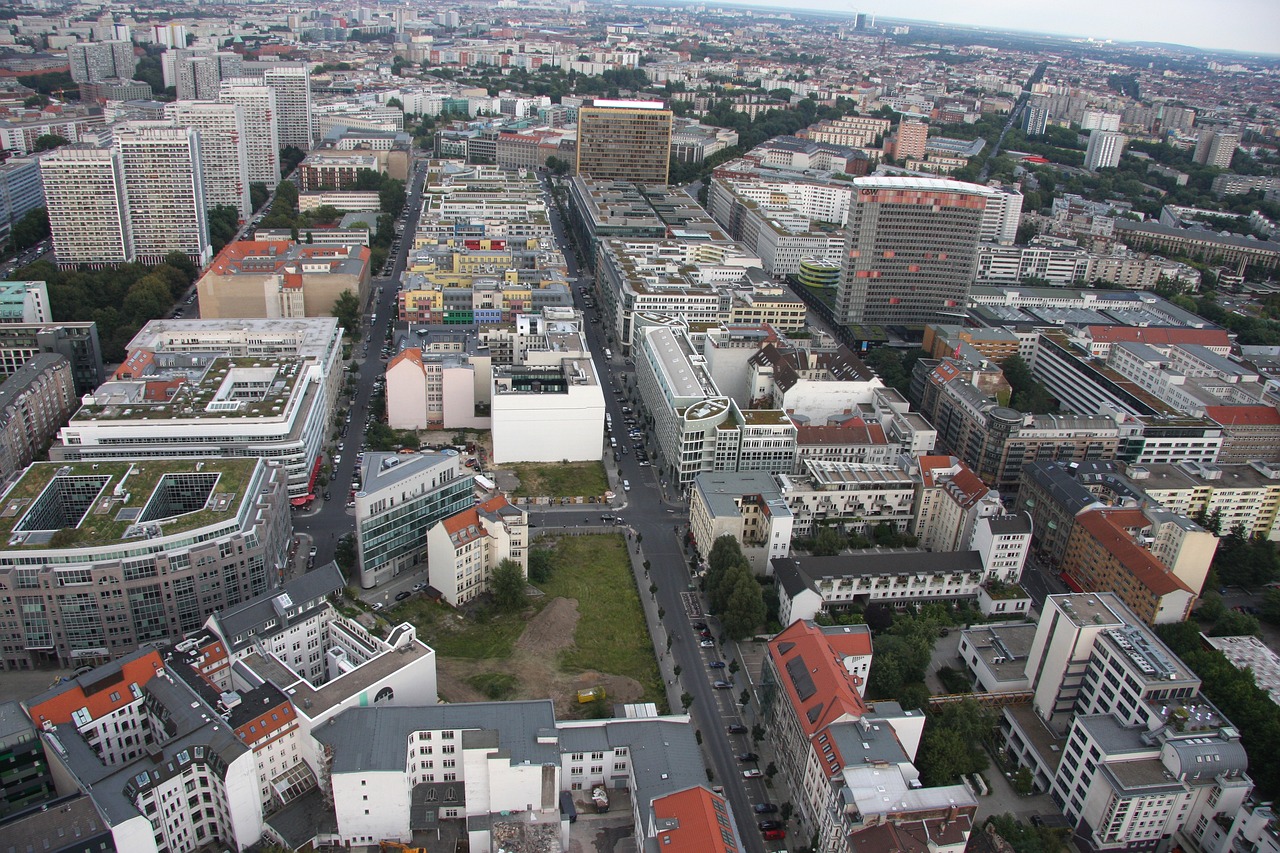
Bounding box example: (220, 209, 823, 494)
(516, 597, 580, 655)
(431, 598, 646, 717)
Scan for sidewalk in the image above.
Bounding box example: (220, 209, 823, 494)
(625, 531, 681, 715)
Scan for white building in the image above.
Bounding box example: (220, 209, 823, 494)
(688, 472, 794, 573)
(40, 145, 131, 266)
(115, 122, 211, 266)
(426, 495, 529, 606)
(52, 319, 344, 501)
(981, 185, 1023, 245)
(218, 83, 281, 186)
(165, 101, 252, 220)
(490, 357, 606, 464)
(777, 459, 917, 539)
(1085, 130, 1127, 171)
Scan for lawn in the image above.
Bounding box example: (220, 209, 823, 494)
(537, 534, 662, 700)
(508, 461, 608, 498)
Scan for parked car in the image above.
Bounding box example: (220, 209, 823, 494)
(395, 590, 412, 602)
(742, 769, 763, 779)
(736, 753, 758, 762)
(413, 582, 427, 591)
(727, 724, 748, 734)
(753, 803, 778, 814)
(709, 661, 726, 669)
(700, 639, 715, 648)
(758, 820, 782, 831)
(762, 828, 786, 840)
(713, 680, 732, 689)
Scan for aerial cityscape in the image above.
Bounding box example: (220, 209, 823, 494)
(0, 3, 1277, 853)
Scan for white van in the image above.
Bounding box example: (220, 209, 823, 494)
(604, 348, 613, 360)
(622, 480, 631, 491)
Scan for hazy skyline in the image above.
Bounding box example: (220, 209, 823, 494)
(712, 0, 1280, 55)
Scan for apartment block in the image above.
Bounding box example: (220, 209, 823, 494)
(164, 101, 252, 220)
(992, 594, 1251, 853)
(196, 240, 371, 320)
(0, 457, 289, 670)
(0, 354, 76, 480)
(778, 459, 917, 540)
(747, 343, 883, 421)
(426, 495, 529, 606)
(354, 451, 474, 589)
(1084, 130, 1127, 171)
(759, 620, 976, 853)
(218, 83, 281, 186)
(0, 322, 105, 394)
(114, 122, 211, 266)
(298, 151, 381, 191)
(52, 318, 344, 500)
(1193, 130, 1240, 169)
(39, 145, 131, 267)
(262, 66, 313, 149)
(67, 41, 136, 83)
(0, 158, 45, 241)
(688, 471, 794, 573)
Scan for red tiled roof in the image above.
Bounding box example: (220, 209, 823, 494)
(388, 347, 424, 371)
(1085, 327, 1231, 348)
(650, 787, 739, 853)
(114, 349, 155, 379)
(1075, 510, 1192, 597)
(479, 494, 512, 514)
(766, 620, 867, 740)
(1205, 406, 1280, 427)
(796, 421, 888, 447)
(27, 651, 166, 727)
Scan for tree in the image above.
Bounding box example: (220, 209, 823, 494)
(331, 289, 361, 338)
(206, 205, 240, 254)
(250, 182, 270, 212)
(490, 559, 525, 611)
(1209, 610, 1262, 638)
(916, 699, 993, 785)
(984, 814, 1068, 853)
(722, 572, 766, 640)
(280, 146, 305, 176)
(379, 179, 407, 218)
(33, 133, 70, 152)
(8, 207, 49, 252)
(811, 525, 844, 556)
(528, 548, 554, 583)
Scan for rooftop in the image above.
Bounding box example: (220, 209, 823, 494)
(0, 458, 261, 550)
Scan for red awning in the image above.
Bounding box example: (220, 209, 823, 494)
(1059, 571, 1085, 593)
(290, 495, 315, 507)
(307, 455, 323, 491)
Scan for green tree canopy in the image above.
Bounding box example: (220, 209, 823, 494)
(491, 559, 526, 611)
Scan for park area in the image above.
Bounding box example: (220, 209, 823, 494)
(380, 533, 662, 717)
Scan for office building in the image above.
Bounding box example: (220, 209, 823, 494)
(262, 66, 313, 148)
(1193, 130, 1240, 169)
(196, 240, 371, 320)
(0, 457, 289, 670)
(39, 145, 131, 267)
(491, 358, 607, 464)
(993, 594, 1252, 853)
(760, 620, 977, 853)
(1084, 130, 1127, 171)
(67, 41, 136, 83)
(52, 318, 344, 500)
(218, 83, 280, 185)
(165, 101, 252, 219)
(114, 122, 211, 266)
(576, 99, 673, 184)
(0, 354, 76, 480)
(78, 77, 153, 103)
(354, 451, 475, 588)
(426, 495, 529, 606)
(836, 177, 992, 327)
(0, 322, 104, 394)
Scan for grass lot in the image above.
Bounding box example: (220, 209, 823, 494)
(538, 535, 661, 700)
(508, 461, 608, 498)
(467, 672, 518, 700)
(383, 596, 527, 659)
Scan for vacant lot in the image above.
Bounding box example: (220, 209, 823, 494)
(506, 462, 608, 498)
(380, 533, 662, 716)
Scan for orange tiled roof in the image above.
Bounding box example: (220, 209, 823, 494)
(1205, 406, 1280, 427)
(650, 787, 738, 853)
(767, 620, 867, 739)
(1075, 509, 1192, 597)
(27, 651, 166, 727)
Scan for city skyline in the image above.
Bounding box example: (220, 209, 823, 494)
(700, 0, 1280, 56)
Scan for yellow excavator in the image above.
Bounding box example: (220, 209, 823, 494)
(379, 842, 426, 853)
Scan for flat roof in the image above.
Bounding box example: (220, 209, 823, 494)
(590, 99, 667, 110)
(0, 457, 261, 550)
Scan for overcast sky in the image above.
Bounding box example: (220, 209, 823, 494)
(711, 0, 1280, 55)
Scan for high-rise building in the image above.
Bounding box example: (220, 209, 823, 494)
(39, 145, 131, 267)
(151, 23, 187, 48)
(174, 55, 220, 100)
(836, 176, 992, 327)
(576, 99, 672, 184)
(1080, 109, 1121, 132)
(262, 65, 313, 149)
(0, 157, 44, 242)
(982, 184, 1024, 245)
(218, 83, 280, 185)
(1022, 94, 1049, 136)
(165, 101, 251, 219)
(894, 119, 928, 160)
(1193, 129, 1240, 169)
(114, 122, 211, 266)
(1084, 130, 1127, 171)
(66, 41, 136, 83)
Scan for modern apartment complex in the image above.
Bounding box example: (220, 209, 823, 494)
(52, 319, 344, 501)
(837, 177, 992, 327)
(1084, 129, 1127, 170)
(0, 456, 289, 670)
(262, 66, 313, 148)
(575, 99, 673, 184)
(0, 322, 104, 394)
(217, 83, 281, 185)
(39, 145, 131, 267)
(114, 122, 211, 266)
(67, 40, 136, 83)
